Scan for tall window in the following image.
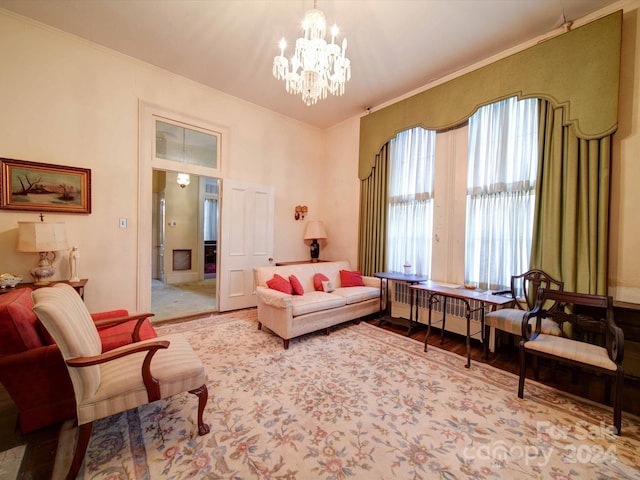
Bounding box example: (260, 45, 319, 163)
(387, 127, 436, 276)
(465, 97, 539, 290)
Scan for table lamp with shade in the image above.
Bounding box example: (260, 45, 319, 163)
(17, 220, 69, 285)
(303, 221, 327, 262)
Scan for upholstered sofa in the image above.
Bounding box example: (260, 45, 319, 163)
(254, 261, 381, 349)
(0, 287, 157, 433)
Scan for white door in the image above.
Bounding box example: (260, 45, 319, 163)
(218, 179, 274, 311)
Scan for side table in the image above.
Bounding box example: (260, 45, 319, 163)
(275, 260, 329, 266)
(0, 278, 88, 300)
(410, 282, 515, 368)
(374, 272, 428, 336)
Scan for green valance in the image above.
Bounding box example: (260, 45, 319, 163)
(358, 10, 622, 180)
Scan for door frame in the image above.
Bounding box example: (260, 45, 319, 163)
(138, 102, 228, 313)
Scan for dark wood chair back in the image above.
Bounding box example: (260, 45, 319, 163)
(511, 269, 564, 311)
(529, 288, 623, 362)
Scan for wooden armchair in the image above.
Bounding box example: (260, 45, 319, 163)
(518, 288, 625, 434)
(0, 287, 157, 433)
(32, 284, 211, 479)
(484, 269, 564, 358)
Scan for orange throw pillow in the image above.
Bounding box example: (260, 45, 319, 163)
(266, 274, 293, 294)
(313, 273, 329, 291)
(340, 269, 365, 287)
(289, 275, 304, 295)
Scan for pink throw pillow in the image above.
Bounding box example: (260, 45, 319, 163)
(340, 269, 365, 287)
(267, 274, 293, 294)
(313, 273, 329, 291)
(289, 275, 304, 295)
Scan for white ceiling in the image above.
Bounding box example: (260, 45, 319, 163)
(0, 0, 619, 129)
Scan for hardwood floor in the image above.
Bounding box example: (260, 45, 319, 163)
(2, 318, 638, 479)
(376, 319, 640, 416)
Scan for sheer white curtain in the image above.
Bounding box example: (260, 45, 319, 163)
(465, 97, 538, 290)
(204, 198, 218, 241)
(387, 127, 435, 276)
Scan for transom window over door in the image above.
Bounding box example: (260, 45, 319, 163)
(465, 97, 539, 290)
(155, 119, 220, 170)
(387, 127, 436, 276)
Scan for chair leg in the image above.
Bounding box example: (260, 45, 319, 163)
(613, 368, 624, 435)
(483, 324, 490, 360)
(518, 343, 527, 399)
(66, 422, 93, 480)
(532, 355, 540, 380)
(189, 384, 211, 436)
(258, 322, 262, 330)
(604, 376, 612, 404)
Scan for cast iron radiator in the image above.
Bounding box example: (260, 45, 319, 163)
(392, 282, 484, 325)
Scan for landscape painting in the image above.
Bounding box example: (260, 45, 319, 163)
(0, 158, 91, 213)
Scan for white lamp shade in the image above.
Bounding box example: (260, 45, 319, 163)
(303, 221, 327, 240)
(17, 222, 69, 252)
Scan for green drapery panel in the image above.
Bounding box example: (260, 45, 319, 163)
(357, 144, 389, 276)
(358, 10, 621, 180)
(358, 12, 620, 288)
(530, 100, 611, 295)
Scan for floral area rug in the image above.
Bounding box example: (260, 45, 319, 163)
(0, 445, 25, 480)
(58, 309, 640, 479)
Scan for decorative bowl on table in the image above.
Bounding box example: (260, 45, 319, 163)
(0, 273, 23, 288)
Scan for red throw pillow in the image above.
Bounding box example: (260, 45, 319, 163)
(340, 269, 365, 287)
(266, 274, 293, 294)
(289, 275, 304, 295)
(313, 273, 329, 291)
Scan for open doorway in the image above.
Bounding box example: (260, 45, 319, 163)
(151, 170, 219, 322)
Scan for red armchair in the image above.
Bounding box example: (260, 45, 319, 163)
(0, 287, 157, 433)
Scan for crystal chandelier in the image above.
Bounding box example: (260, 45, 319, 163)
(273, 2, 351, 106)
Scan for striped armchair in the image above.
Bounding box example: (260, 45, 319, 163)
(32, 284, 210, 479)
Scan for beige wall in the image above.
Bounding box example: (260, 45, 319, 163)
(0, 10, 326, 312)
(0, 0, 639, 313)
(609, 0, 640, 304)
(323, 116, 362, 265)
(162, 172, 199, 284)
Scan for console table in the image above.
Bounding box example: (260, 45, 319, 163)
(374, 272, 428, 336)
(0, 278, 88, 300)
(275, 260, 329, 266)
(410, 282, 514, 368)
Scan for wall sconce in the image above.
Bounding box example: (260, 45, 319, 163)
(294, 205, 308, 221)
(176, 173, 190, 188)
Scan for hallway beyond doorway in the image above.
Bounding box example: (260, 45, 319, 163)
(151, 278, 216, 323)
